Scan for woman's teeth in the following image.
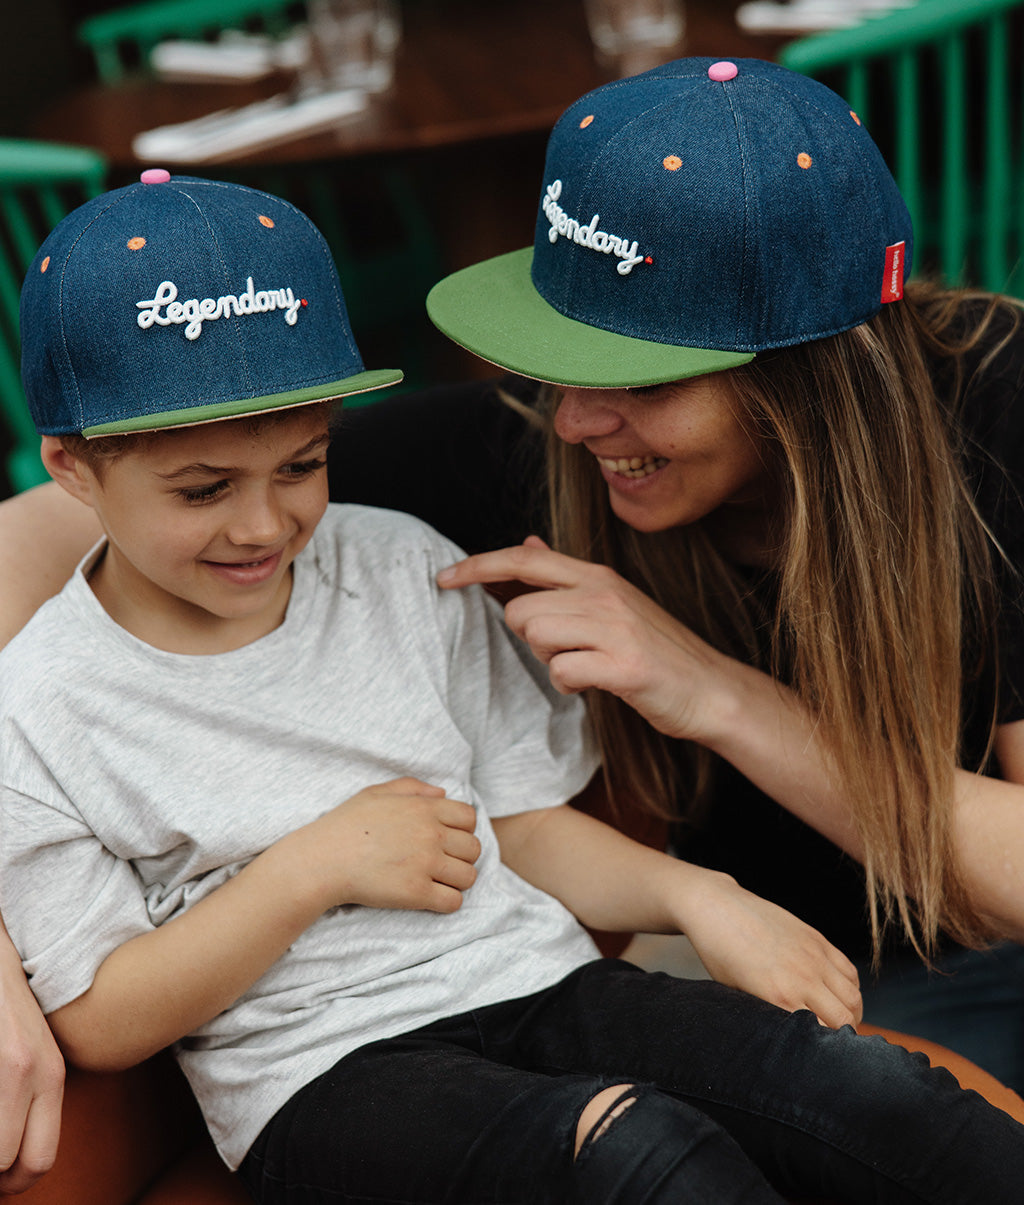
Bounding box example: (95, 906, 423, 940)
(597, 455, 669, 479)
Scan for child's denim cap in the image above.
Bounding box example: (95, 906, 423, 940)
(21, 172, 402, 437)
(426, 57, 913, 388)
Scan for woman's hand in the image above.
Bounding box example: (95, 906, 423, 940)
(0, 928, 64, 1195)
(679, 873, 862, 1029)
(438, 537, 735, 746)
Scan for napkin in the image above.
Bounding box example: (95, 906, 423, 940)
(151, 30, 309, 82)
(132, 88, 368, 163)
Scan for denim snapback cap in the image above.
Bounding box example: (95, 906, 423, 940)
(427, 57, 913, 388)
(21, 171, 402, 437)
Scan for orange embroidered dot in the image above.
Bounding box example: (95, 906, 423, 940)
(40, 256, 49, 273)
(850, 111, 861, 126)
(797, 152, 813, 169)
(127, 237, 146, 250)
(663, 155, 682, 171)
(580, 115, 594, 128)
(259, 215, 275, 228)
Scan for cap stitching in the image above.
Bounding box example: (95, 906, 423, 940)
(718, 82, 753, 348)
(53, 190, 136, 432)
(556, 88, 701, 316)
(170, 184, 255, 398)
(179, 179, 359, 361)
(762, 80, 899, 309)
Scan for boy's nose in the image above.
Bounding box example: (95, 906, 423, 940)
(226, 492, 286, 547)
(553, 388, 627, 444)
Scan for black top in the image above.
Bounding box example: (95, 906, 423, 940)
(328, 315, 1024, 961)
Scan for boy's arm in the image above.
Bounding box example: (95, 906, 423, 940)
(0, 483, 100, 647)
(492, 803, 862, 1028)
(50, 822, 327, 1070)
(47, 779, 479, 1072)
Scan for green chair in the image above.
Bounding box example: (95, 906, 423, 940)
(781, 0, 1024, 294)
(78, 0, 301, 83)
(0, 140, 108, 495)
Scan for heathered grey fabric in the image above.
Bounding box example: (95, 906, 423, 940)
(0, 504, 599, 1167)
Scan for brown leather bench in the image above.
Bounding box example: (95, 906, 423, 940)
(17, 1053, 246, 1205)
(16, 1024, 1024, 1205)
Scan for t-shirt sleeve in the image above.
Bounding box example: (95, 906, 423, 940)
(0, 750, 154, 1015)
(418, 529, 600, 818)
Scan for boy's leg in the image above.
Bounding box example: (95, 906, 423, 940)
(477, 959, 1024, 1205)
(238, 1028, 786, 1205)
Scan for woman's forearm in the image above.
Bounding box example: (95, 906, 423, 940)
(0, 482, 100, 648)
(0, 915, 64, 1193)
(950, 769, 1024, 941)
(703, 657, 865, 856)
(707, 658, 1024, 941)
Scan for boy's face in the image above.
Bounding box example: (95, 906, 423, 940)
(70, 406, 331, 653)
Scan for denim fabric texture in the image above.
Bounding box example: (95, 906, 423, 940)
(20, 175, 402, 436)
(426, 58, 914, 387)
(239, 960, 1024, 1205)
(531, 58, 913, 355)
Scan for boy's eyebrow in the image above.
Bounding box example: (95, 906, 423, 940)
(156, 433, 331, 482)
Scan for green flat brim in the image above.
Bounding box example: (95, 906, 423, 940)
(427, 247, 753, 389)
(82, 367, 403, 437)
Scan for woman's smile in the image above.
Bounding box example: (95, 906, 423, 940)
(556, 377, 770, 535)
(594, 454, 670, 480)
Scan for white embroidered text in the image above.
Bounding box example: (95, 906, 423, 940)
(136, 278, 302, 340)
(541, 180, 645, 275)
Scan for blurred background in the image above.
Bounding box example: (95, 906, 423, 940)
(1, 0, 1022, 500)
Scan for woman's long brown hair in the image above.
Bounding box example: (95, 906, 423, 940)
(544, 282, 1019, 960)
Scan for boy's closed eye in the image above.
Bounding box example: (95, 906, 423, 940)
(174, 453, 329, 505)
(177, 479, 231, 504)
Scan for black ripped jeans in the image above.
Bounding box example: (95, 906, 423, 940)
(239, 959, 1024, 1204)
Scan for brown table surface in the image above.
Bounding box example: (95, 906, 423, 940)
(33, 0, 788, 170)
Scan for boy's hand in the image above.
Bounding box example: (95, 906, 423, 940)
(679, 873, 862, 1029)
(298, 778, 481, 914)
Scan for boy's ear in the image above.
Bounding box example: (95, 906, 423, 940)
(39, 437, 98, 506)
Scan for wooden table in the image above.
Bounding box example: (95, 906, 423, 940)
(33, 0, 788, 172)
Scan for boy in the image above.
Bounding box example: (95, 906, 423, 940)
(1, 173, 1023, 1205)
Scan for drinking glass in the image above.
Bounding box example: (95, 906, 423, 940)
(301, 0, 402, 94)
(583, 0, 685, 73)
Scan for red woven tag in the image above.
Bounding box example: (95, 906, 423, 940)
(882, 241, 905, 303)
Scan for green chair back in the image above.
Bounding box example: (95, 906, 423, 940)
(781, 0, 1024, 294)
(0, 140, 108, 495)
(79, 0, 301, 82)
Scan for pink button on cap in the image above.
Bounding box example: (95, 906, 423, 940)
(708, 62, 738, 82)
(140, 168, 171, 184)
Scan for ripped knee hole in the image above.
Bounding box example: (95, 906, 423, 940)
(574, 1084, 638, 1159)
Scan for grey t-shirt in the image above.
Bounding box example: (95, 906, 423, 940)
(0, 504, 599, 1168)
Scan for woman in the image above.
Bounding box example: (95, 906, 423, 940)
(3, 56, 1023, 1099)
(426, 57, 1024, 1087)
